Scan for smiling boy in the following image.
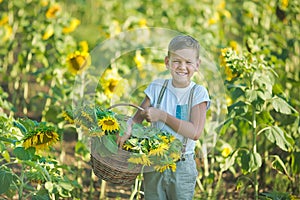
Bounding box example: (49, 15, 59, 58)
(117, 35, 210, 199)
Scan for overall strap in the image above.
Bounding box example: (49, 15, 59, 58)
(181, 84, 197, 160)
(156, 80, 197, 161)
(156, 79, 169, 108)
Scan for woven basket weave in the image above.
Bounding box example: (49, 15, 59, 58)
(90, 103, 144, 185)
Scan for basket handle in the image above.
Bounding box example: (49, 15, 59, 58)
(107, 103, 144, 111)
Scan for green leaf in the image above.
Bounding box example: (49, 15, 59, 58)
(13, 147, 36, 160)
(240, 149, 250, 173)
(31, 193, 50, 200)
(239, 149, 262, 173)
(103, 135, 118, 154)
(75, 140, 89, 156)
(271, 97, 292, 115)
(215, 118, 233, 136)
(249, 150, 262, 172)
(13, 121, 28, 135)
(260, 191, 291, 199)
(0, 137, 17, 145)
(230, 86, 245, 100)
(291, 151, 300, 174)
(132, 123, 147, 138)
(220, 150, 238, 171)
(91, 137, 112, 157)
(263, 126, 293, 151)
(257, 111, 274, 125)
(0, 170, 13, 194)
(59, 181, 73, 191)
(2, 151, 10, 162)
(270, 155, 291, 179)
(257, 90, 272, 101)
(227, 101, 248, 116)
(245, 89, 257, 102)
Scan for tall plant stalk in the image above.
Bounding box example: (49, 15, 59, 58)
(252, 105, 258, 200)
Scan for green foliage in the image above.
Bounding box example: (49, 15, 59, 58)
(0, 170, 13, 194)
(0, 0, 299, 199)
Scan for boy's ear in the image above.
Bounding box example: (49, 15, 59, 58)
(196, 58, 201, 70)
(165, 56, 170, 69)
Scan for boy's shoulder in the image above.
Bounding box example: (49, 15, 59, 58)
(191, 82, 209, 92)
(150, 78, 169, 86)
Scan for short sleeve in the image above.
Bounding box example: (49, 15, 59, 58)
(144, 79, 166, 107)
(192, 85, 211, 110)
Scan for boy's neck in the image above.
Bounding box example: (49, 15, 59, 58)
(171, 79, 191, 88)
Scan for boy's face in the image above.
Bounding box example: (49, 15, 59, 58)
(165, 48, 200, 88)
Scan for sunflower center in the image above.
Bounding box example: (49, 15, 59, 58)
(71, 56, 87, 70)
(104, 119, 115, 125)
(108, 80, 118, 92)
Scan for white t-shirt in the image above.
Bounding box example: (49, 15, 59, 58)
(144, 79, 211, 154)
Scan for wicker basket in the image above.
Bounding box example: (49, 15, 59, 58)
(90, 103, 144, 185)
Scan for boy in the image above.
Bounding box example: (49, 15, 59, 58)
(117, 35, 210, 199)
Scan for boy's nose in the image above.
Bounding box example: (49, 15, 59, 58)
(178, 62, 187, 68)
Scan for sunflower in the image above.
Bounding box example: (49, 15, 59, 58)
(149, 143, 169, 156)
(169, 152, 181, 161)
(128, 154, 151, 166)
(45, 4, 61, 19)
(79, 41, 89, 52)
(103, 78, 119, 98)
(138, 18, 147, 28)
(23, 130, 59, 151)
(154, 163, 177, 173)
(123, 143, 134, 151)
(100, 68, 128, 99)
(98, 116, 120, 133)
(0, 25, 12, 42)
(62, 110, 74, 124)
(66, 51, 90, 75)
(40, 0, 48, 7)
(221, 145, 232, 158)
(229, 41, 239, 52)
(62, 18, 80, 34)
(158, 135, 169, 143)
(220, 48, 239, 81)
(42, 25, 54, 40)
(224, 65, 238, 81)
(0, 15, 8, 26)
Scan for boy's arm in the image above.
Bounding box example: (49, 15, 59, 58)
(116, 96, 151, 148)
(131, 96, 151, 124)
(142, 101, 207, 140)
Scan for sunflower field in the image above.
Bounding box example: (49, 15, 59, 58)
(0, 0, 299, 199)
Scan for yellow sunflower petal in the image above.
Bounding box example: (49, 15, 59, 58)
(32, 135, 37, 145)
(149, 143, 169, 156)
(98, 116, 119, 133)
(39, 133, 44, 143)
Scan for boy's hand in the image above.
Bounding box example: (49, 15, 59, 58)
(142, 107, 164, 122)
(116, 132, 131, 149)
(116, 118, 133, 148)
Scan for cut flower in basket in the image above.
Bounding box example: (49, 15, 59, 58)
(63, 104, 183, 172)
(124, 125, 183, 172)
(62, 105, 120, 137)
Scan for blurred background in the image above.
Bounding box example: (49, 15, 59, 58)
(0, 0, 299, 199)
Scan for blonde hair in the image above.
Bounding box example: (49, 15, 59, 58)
(168, 35, 200, 58)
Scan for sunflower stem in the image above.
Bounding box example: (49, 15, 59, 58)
(18, 164, 25, 200)
(99, 180, 106, 199)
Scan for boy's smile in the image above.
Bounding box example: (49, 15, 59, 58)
(165, 48, 200, 88)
